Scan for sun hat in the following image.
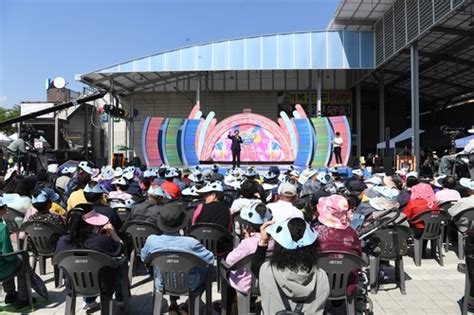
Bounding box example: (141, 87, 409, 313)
(368, 197, 400, 211)
(122, 171, 134, 180)
(82, 210, 109, 226)
(189, 172, 204, 183)
(147, 186, 171, 198)
(406, 171, 418, 179)
(277, 181, 297, 197)
(328, 167, 339, 174)
(197, 181, 224, 193)
(317, 195, 351, 229)
(0, 197, 5, 207)
(364, 176, 382, 186)
(468, 125, 474, 134)
(266, 217, 318, 250)
(111, 199, 136, 209)
(182, 186, 200, 197)
(433, 175, 447, 188)
(78, 162, 94, 175)
(32, 191, 49, 204)
(62, 166, 77, 175)
(112, 177, 127, 186)
(41, 188, 60, 202)
(114, 167, 123, 177)
(240, 202, 272, 226)
(165, 168, 179, 179)
(460, 178, 474, 190)
(47, 164, 58, 173)
(155, 200, 189, 233)
(101, 167, 115, 180)
(352, 169, 364, 177)
(212, 164, 220, 171)
(382, 176, 397, 188)
(316, 173, 332, 185)
(263, 170, 278, 180)
(373, 185, 400, 200)
(83, 182, 106, 194)
(202, 169, 214, 180)
(243, 167, 257, 177)
(143, 169, 156, 178)
(224, 175, 241, 189)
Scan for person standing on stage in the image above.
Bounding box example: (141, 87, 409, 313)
(228, 130, 243, 169)
(333, 132, 343, 166)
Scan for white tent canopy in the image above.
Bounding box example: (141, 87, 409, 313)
(0, 133, 12, 142)
(455, 135, 474, 149)
(377, 128, 425, 149)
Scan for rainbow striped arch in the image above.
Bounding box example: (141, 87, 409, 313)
(141, 104, 351, 167)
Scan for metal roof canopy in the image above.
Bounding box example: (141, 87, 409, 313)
(77, 30, 375, 96)
(359, 1, 474, 111)
(327, 0, 396, 31)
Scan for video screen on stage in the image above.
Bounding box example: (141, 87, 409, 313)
(211, 124, 286, 162)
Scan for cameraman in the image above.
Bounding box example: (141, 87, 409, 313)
(7, 133, 28, 167)
(438, 138, 474, 176)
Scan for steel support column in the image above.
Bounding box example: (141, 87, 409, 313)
(410, 43, 420, 170)
(379, 69, 385, 144)
(195, 73, 201, 105)
(317, 70, 322, 117)
(109, 79, 114, 165)
(129, 95, 135, 159)
(308, 71, 313, 116)
(356, 83, 362, 158)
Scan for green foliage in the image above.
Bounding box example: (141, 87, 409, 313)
(0, 105, 20, 134)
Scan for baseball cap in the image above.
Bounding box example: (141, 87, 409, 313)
(278, 182, 297, 196)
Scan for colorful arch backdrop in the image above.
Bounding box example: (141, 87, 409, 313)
(200, 113, 294, 163)
(141, 104, 351, 167)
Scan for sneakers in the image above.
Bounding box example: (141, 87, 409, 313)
(4, 292, 17, 304)
(82, 301, 100, 313)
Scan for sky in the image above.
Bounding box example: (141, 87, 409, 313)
(0, 0, 338, 108)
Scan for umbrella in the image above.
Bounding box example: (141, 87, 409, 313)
(57, 160, 79, 174)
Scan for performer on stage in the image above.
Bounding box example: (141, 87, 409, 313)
(333, 131, 343, 166)
(228, 130, 243, 169)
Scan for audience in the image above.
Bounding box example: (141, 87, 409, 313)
(3, 159, 472, 313)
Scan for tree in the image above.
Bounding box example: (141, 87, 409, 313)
(0, 105, 21, 134)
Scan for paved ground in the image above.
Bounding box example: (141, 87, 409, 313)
(0, 244, 470, 314)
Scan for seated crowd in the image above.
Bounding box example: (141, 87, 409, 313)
(0, 161, 473, 314)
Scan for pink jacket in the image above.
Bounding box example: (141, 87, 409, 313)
(225, 233, 274, 294)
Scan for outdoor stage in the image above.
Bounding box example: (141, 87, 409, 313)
(141, 104, 352, 168)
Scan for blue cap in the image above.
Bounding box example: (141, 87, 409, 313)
(266, 217, 318, 250)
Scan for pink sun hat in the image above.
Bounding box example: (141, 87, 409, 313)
(317, 195, 352, 229)
(82, 210, 109, 226)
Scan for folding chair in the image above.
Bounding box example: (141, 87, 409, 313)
(144, 250, 212, 315)
(316, 251, 367, 315)
(53, 249, 130, 315)
(21, 221, 66, 287)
